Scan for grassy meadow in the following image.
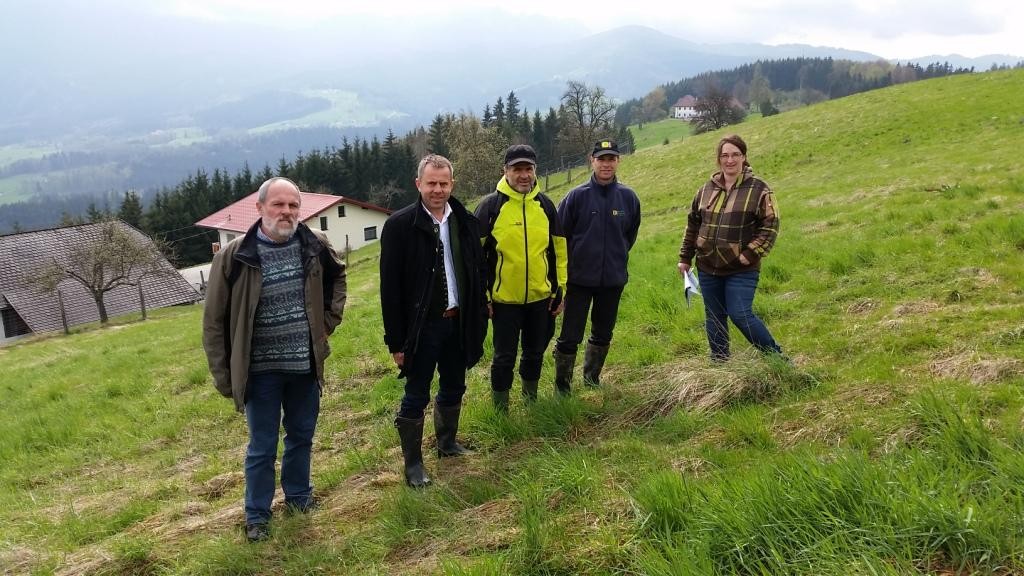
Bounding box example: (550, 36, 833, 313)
(2, 70, 1023, 575)
(629, 117, 694, 150)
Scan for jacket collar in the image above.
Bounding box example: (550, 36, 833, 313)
(235, 219, 319, 266)
(711, 165, 754, 190)
(496, 176, 540, 201)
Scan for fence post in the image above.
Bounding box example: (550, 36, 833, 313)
(57, 290, 69, 335)
(138, 279, 147, 320)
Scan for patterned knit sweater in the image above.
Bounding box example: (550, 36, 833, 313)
(250, 236, 311, 374)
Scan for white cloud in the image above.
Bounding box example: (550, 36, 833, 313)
(152, 0, 1023, 58)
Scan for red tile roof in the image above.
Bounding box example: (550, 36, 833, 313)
(673, 95, 698, 108)
(195, 191, 391, 233)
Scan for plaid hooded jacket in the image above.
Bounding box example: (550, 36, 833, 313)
(678, 165, 779, 275)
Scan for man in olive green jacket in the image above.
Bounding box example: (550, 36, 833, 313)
(202, 177, 346, 541)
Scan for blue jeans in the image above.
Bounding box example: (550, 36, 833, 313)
(244, 371, 320, 526)
(699, 269, 782, 360)
(398, 316, 467, 419)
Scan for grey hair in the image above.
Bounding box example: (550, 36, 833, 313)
(417, 154, 454, 180)
(256, 177, 301, 203)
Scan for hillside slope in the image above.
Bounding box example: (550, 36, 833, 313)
(1, 70, 1022, 575)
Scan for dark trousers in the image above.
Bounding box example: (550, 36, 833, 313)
(491, 299, 553, 391)
(398, 316, 466, 419)
(699, 269, 782, 360)
(555, 283, 625, 354)
(244, 371, 320, 526)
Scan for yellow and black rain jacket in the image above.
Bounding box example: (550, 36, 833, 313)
(474, 177, 567, 305)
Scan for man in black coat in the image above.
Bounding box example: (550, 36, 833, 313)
(379, 154, 488, 488)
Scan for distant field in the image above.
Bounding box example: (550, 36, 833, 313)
(148, 127, 212, 148)
(0, 174, 38, 206)
(629, 117, 693, 149)
(0, 144, 57, 170)
(249, 89, 408, 133)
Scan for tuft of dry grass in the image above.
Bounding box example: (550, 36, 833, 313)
(846, 298, 879, 315)
(929, 350, 1024, 384)
(619, 354, 812, 427)
(195, 471, 243, 499)
(891, 301, 941, 317)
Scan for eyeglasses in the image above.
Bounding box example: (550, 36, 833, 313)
(719, 152, 744, 160)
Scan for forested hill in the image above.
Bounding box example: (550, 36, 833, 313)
(615, 56, 1021, 124)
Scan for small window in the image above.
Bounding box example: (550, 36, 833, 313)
(337, 205, 346, 217)
(320, 216, 329, 231)
(2, 307, 31, 337)
(364, 226, 377, 241)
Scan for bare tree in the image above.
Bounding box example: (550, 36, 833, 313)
(30, 221, 174, 324)
(560, 80, 616, 158)
(693, 85, 747, 134)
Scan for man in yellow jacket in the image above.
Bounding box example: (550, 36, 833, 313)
(475, 145, 567, 410)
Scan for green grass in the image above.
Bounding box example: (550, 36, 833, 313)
(0, 173, 40, 205)
(249, 89, 405, 133)
(0, 144, 57, 169)
(2, 70, 1024, 574)
(628, 117, 694, 150)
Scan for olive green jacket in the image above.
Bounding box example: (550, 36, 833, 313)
(202, 221, 347, 412)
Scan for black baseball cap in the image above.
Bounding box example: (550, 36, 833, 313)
(591, 140, 620, 157)
(504, 144, 537, 167)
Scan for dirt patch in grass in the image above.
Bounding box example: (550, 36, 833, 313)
(672, 456, 715, 477)
(957, 267, 998, 287)
(1, 545, 39, 575)
(323, 470, 389, 522)
(772, 382, 899, 448)
(930, 350, 1024, 384)
(195, 471, 243, 499)
(892, 300, 941, 317)
(846, 298, 879, 315)
(450, 498, 518, 554)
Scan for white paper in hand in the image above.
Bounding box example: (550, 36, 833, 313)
(683, 269, 701, 307)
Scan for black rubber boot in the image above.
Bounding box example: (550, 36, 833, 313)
(492, 389, 510, 412)
(434, 404, 473, 458)
(553, 349, 576, 395)
(582, 343, 610, 388)
(395, 416, 431, 488)
(522, 379, 539, 402)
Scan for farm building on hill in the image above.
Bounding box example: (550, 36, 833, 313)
(196, 191, 391, 256)
(0, 221, 200, 345)
(671, 95, 699, 120)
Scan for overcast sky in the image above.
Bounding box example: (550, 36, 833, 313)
(157, 0, 1023, 59)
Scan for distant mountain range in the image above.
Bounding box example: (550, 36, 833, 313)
(0, 1, 1020, 225)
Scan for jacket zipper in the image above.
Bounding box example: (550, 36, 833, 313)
(522, 197, 529, 304)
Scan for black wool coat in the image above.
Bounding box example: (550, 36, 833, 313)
(379, 196, 488, 374)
